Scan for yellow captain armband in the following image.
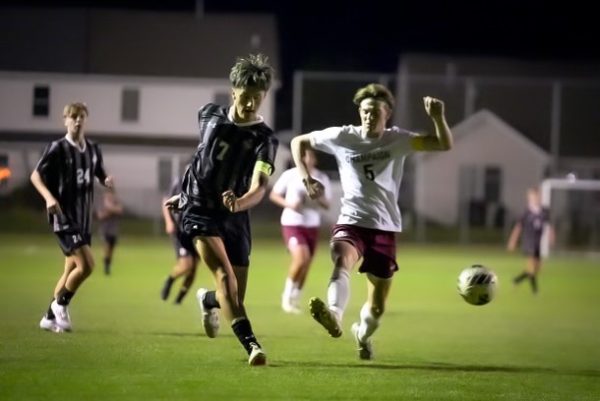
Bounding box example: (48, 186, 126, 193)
(253, 160, 273, 177)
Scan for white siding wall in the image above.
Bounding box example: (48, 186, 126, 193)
(415, 122, 549, 225)
(0, 72, 276, 136)
(0, 71, 278, 217)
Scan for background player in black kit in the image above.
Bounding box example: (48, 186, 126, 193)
(160, 176, 201, 304)
(165, 54, 277, 365)
(31, 102, 113, 333)
(507, 188, 555, 294)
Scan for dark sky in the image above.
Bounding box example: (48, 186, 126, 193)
(6, 0, 600, 130)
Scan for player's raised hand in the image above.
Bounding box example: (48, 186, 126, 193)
(302, 176, 324, 200)
(424, 96, 444, 118)
(222, 190, 239, 212)
(164, 194, 181, 211)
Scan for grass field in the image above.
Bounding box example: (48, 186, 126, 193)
(1, 233, 599, 401)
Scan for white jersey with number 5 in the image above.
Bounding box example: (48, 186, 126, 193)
(309, 125, 416, 232)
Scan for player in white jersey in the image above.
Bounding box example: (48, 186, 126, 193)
(290, 83, 453, 360)
(269, 148, 332, 314)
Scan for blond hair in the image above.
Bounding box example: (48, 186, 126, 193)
(63, 102, 89, 118)
(353, 83, 394, 109)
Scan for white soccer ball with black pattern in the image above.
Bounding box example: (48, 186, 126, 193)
(457, 265, 498, 306)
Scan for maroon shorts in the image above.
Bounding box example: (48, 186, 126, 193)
(331, 224, 398, 279)
(282, 226, 320, 256)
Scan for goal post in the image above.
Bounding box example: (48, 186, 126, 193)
(540, 178, 600, 257)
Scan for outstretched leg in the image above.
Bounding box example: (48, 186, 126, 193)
(195, 236, 265, 365)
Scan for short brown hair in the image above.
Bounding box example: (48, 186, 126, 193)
(63, 102, 89, 118)
(229, 54, 274, 91)
(353, 83, 394, 109)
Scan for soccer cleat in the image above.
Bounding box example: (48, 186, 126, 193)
(248, 342, 267, 366)
(351, 322, 373, 360)
(196, 288, 219, 338)
(308, 297, 342, 338)
(39, 316, 66, 333)
(281, 298, 301, 314)
(50, 301, 72, 332)
(160, 278, 173, 301)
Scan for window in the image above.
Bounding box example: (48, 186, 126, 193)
(121, 88, 140, 122)
(33, 85, 50, 117)
(484, 166, 502, 203)
(158, 158, 172, 193)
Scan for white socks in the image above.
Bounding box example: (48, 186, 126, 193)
(327, 268, 350, 321)
(358, 302, 380, 342)
(282, 278, 295, 301)
(282, 278, 302, 308)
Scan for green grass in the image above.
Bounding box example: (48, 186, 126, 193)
(1, 233, 599, 400)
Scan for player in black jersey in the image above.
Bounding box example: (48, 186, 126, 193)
(31, 102, 113, 332)
(165, 54, 277, 365)
(507, 188, 555, 293)
(160, 176, 201, 304)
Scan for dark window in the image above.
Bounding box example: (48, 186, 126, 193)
(33, 85, 50, 117)
(121, 88, 139, 121)
(158, 158, 172, 193)
(484, 166, 502, 203)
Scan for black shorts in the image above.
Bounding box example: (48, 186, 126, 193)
(103, 234, 118, 247)
(172, 232, 199, 259)
(55, 231, 91, 256)
(523, 245, 541, 259)
(180, 207, 251, 267)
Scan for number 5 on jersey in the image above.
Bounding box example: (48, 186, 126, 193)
(363, 164, 375, 181)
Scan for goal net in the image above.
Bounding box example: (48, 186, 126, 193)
(540, 178, 600, 258)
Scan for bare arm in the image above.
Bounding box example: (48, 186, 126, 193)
(290, 135, 324, 199)
(546, 224, 556, 248)
(30, 170, 62, 215)
(507, 222, 522, 251)
(161, 197, 176, 235)
(223, 169, 270, 213)
(269, 189, 303, 212)
(410, 96, 453, 152)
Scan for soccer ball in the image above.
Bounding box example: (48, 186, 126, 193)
(457, 265, 498, 306)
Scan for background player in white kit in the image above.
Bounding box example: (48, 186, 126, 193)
(290, 83, 453, 359)
(269, 148, 331, 314)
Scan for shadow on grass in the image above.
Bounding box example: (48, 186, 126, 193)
(271, 360, 600, 377)
(147, 331, 235, 339)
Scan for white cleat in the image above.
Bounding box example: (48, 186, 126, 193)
(196, 288, 219, 338)
(281, 298, 302, 314)
(50, 301, 72, 332)
(248, 342, 267, 366)
(351, 322, 373, 360)
(39, 316, 65, 333)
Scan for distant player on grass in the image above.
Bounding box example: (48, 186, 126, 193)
(96, 187, 123, 275)
(160, 176, 201, 304)
(165, 54, 277, 366)
(269, 148, 332, 314)
(507, 187, 555, 294)
(31, 102, 113, 333)
(291, 84, 453, 360)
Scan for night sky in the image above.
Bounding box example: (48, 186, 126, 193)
(5, 0, 600, 130)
